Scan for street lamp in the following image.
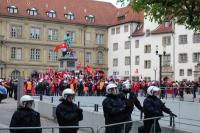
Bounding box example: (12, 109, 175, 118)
(156, 45, 166, 86)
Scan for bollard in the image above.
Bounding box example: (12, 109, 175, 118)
(94, 104, 98, 112)
(94, 104, 97, 111)
(78, 101, 80, 108)
(40, 94, 43, 101)
(51, 97, 53, 103)
(96, 104, 98, 112)
(140, 111, 143, 120)
(170, 116, 172, 126)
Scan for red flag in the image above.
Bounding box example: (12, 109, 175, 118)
(48, 68, 53, 74)
(84, 65, 91, 75)
(54, 43, 68, 52)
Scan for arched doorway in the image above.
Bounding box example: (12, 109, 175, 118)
(11, 70, 20, 79)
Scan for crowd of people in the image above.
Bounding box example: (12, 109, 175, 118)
(0, 70, 200, 100)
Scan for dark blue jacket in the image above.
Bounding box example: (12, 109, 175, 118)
(10, 108, 41, 133)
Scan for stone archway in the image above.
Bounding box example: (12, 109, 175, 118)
(11, 70, 20, 79)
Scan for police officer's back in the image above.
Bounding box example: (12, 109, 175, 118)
(102, 83, 127, 133)
(119, 81, 143, 133)
(10, 95, 41, 133)
(143, 86, 177, 133)
(56, 89, 83, 133)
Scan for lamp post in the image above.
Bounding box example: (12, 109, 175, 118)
(154, 68, 157, 81)
(156, 45, 166, 86)
(128, 36, 132, 82)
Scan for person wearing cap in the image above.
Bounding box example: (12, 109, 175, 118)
(56, 88, 83, 133)
(142, 86, 177, 133)
(119, 80, 143, 133)
(10, 95, 41, 133)
(102, 83, 128, 133)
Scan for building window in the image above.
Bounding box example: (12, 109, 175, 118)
(7, 5, 18, 14)
(30, 27, 40, 40)
(144, 45, 151, 53)
(97, 51, 103, 64)
(124, 25, 129, 32)
(11, 70, 20, 79)
(179, 35, 187, 44)
(113, 43, 118, 51)
(48, 29, 58, 41)
(162, 36, 171, 46)
(66, 31, 76, 42)
(10, 25, 22, 38)
(85, 52, 92, 64)
(179, 69, 184, 76)
(96, 34, 104, 45)
(30, 48, 40, 60)
(124, 41, 130, 49)
(144, 77, 151, 81)
(125, 56, 130, 65)
(125, 71, 129, 75)
(46, 10, 56, 18)
(49, 50, 57, 61)
(146, 29, 150, 37)
(64, 12, 75, 20)
(27, 8, 37, 16)
(113, 58, 118, 67)
(118, 15, 125, 21)
(11, 47, 22, 60)
(113, 71, 119, 76)
(187, 69, 192, 76)
(193, 52, 200, 62)
(193, 33, 200, 43)
(85, 15, 95, 23)
(144, 60, 151, 69)
(163, 54, 171, 66)
(135, 40, 139, 48)
(111, 28, 115, 35)
(164, 21, 171, 27)
(179, 53, 188, 63)
(135, 56, 140, 65)
(116, 27, 120, 34)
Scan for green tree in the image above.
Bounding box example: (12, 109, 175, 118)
(117, 0, 200, 31)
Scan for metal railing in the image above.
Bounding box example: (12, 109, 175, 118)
(97, 115, 175, 133)
(0, 126, 94, 133)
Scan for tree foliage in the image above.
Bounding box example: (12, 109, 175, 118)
(117, 0, 200, 31)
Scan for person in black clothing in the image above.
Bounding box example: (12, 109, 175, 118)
(102, 83, 128, 133)
(119, 80, 143, 133)
(143, 86, 177, 133)
(56, 88, 83, 133)
(10, 95, 41, 133)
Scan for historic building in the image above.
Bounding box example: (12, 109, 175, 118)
(108, 17, 200, 81)
(0, 0, 143, 79)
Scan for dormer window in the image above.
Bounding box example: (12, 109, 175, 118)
(164, 21, 171, 27)
(85, 15, 95, 23)
(7, 5, 18, 14)
(47, 10, 56, 18)
(64, 12, 74, 20)
(118, 15, 125, 21)
(27, 8, 37, 16)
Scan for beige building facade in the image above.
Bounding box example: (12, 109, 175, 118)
(0, 17, 108, 79)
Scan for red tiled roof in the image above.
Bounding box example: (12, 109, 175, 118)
(0, 0, 143, 27)
(151, 22, 173, 34)
(131, 23, 144, 37)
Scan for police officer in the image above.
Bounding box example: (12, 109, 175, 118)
(10, 95, 41, 133)
(119, 80, 143, 133)
(56, 88, 83, 133)
(143, 86, 177, 133)
(102, 83, 128, 133)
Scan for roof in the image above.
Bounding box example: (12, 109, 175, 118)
(0, 0, 143, 27)
(151, 22, 173, 34)
(131, 23, 145, 37)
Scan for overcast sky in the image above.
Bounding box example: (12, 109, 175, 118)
(96, 0, 128, 8)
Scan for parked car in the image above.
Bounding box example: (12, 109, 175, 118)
(0, 85, 7, 103)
